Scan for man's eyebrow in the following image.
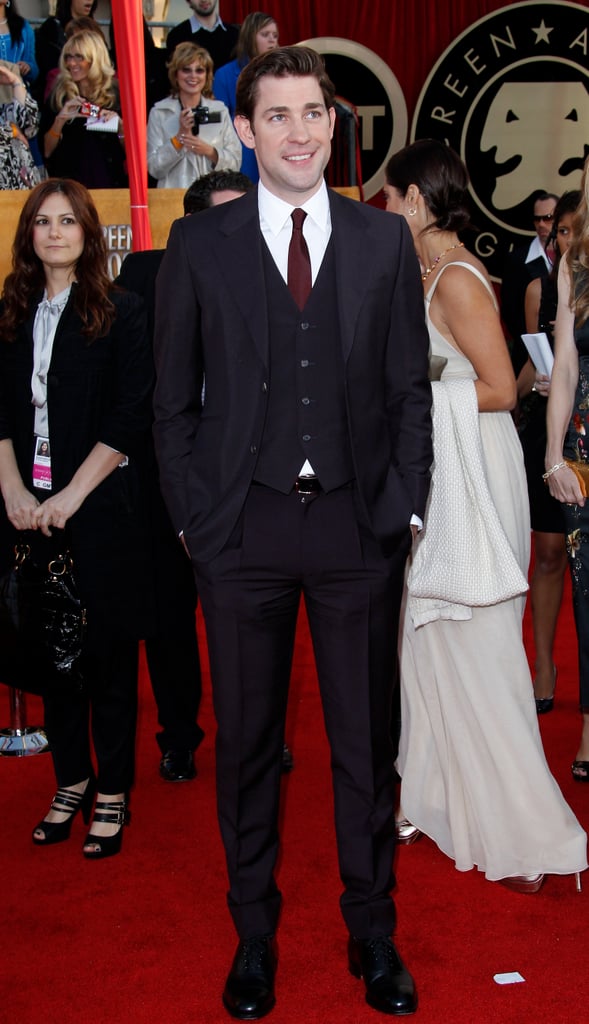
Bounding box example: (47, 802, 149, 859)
(261, 102, 325, 115)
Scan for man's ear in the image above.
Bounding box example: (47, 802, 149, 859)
(328, 106, 336, 140)
(234, 115, 255, 150)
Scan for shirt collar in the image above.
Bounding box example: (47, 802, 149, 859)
(189, 12, 225, 32)
(526, 234, 551, 268)
(258, 179, 330, 236)
(40, 284, 72, 310)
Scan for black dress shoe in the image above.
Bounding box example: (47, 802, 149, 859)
(222, 935, 277, 1020)
(159, 749, 196, 782)
(348, 935, 417, 1015)
(281, 743, 294, 773)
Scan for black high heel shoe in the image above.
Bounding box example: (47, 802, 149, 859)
(32, 777, 96, 846)
(83, 799, 130, 860)
(534, 666, 557, 714)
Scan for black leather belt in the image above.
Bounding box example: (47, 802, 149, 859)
(294, 475, 321, 495)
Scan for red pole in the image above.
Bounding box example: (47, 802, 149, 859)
(111, 0, 153, 251)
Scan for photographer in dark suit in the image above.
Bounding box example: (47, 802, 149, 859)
(154, 48, 432, 1019)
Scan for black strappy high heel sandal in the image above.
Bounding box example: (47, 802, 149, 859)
(32, 777, 96, 845)
(83, 798, 130, 859)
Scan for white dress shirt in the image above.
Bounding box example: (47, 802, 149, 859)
(258, 179, 332, 288)
(526, 234, 552, 271)
(189, 12, 225, 32)
(32, 285, 72, 438)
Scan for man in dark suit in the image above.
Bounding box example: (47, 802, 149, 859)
(500, 190, 558, 375)
(154, 47, 432, 1020)
(116, 170, 254, 783)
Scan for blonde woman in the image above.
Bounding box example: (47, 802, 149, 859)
(40, 29, 126, 188)
(147, 42, 240, 189)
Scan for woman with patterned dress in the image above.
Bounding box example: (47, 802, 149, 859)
(545, 158, 589, 784)
(384, 139, 587, 893)
(0, 62, 39, 189)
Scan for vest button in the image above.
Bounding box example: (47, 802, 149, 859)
(301, 397, 310, 405)
(302, 434, 311, 442)
(300, 322, 310, 330)
(250, 444, 257, 454)
(301, 359, 309, 368)
(262, 381, 268, 392)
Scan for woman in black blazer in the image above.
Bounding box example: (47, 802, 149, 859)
(0, 178, 153, 858)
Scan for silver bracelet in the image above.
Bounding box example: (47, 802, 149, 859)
(542, 461, 567, 480)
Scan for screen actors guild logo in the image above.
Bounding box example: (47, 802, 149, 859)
(412, 1, 589, 280)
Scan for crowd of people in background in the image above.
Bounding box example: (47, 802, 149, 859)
(0, 0, 276, 192)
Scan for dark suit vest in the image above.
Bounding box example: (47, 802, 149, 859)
(252, 238, 354, 494)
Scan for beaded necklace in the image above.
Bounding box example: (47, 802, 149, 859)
(421, 241, 464, 282)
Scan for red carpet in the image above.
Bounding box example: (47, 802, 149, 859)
(2, 572, 588, 1024)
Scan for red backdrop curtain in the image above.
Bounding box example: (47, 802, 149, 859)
(112, 0, 152, 251)
(219, 0, 558, 116)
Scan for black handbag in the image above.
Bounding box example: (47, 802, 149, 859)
(0, 542, 86, 696)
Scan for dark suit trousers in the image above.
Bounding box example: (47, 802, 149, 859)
(194, 483, 410, 940)
(144, 506, 204, 753)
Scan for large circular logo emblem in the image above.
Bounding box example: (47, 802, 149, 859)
(412, 1, 589, 280)
(298, 37, 408, 200)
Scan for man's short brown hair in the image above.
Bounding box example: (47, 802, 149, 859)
(235, 45, 335, 124)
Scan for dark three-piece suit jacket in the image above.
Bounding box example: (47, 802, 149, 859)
(152, 187, 433, 562)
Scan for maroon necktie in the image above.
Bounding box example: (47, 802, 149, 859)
(287, 208, 312, 310)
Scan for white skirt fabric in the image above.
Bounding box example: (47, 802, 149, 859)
(398, 408, 587, 879)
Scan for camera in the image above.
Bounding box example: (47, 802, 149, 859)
(191, 105, 222, 135)
(80, 101, 100, 117)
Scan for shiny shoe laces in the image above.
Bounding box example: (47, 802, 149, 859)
(362, 936, 404, 975)
(238, 937, 273, 973)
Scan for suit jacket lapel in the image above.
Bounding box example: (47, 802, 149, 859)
(329, 190, 375, 363)
(208, 189, 374, 369)
(210, 189, 269, 370)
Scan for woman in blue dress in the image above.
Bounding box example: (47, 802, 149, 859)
(0, 0, 38, 86)
(213, 11, 279, 183)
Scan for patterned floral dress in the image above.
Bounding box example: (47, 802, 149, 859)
(0, 92, 41, 189)
(563, 280, 589, 711)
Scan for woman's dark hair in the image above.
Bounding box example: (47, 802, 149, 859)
(64, 15, 106, 43)
(0, 179, 115, 343)
(235, 45, 335, 123)
(55, 0, 98, 27)
(236, 12, 277, 64)
(5, 0, 25, 46)
(385, 138, 472, 234)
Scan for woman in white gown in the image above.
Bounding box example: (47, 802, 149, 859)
(384, 139, 587, 893)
